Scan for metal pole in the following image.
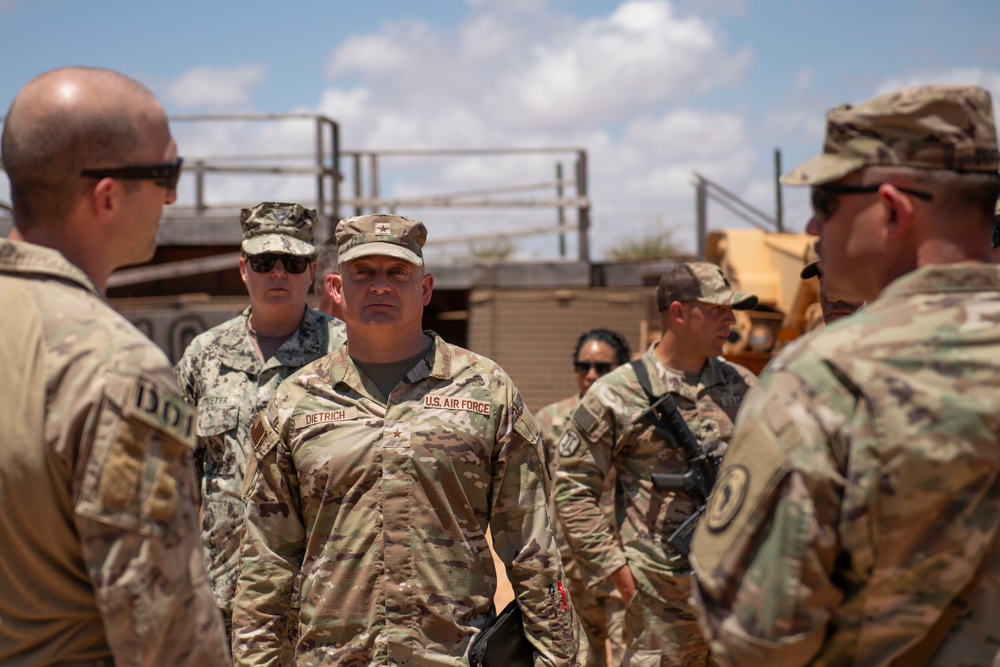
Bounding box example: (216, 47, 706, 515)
(576, 151, 590, 262)
(696, 175, 707, 260)
(556, 162, 566, 258)
(315, 117, 325, 228)
(330, 119, 341, 228)
(370, 153, 379, 214)
(774, 148, 784, 232)
(195, 160, 205, 214)
(353, 153, 363, 217)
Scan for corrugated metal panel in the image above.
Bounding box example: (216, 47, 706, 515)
(467, 288, 654, 412)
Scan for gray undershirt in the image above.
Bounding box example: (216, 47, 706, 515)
(353, 342, 431, 400)
(247, 326, 294, 363)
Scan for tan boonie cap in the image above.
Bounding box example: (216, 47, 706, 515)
(656, 262, 758, 312)
(241, 202, 317, 255)
(336, 214, 427, 266)
(782, 85, 999, 186)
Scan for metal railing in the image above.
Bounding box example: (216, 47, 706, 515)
(1, 112, 592, 262)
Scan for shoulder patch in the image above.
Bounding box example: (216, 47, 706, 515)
(556, 430, 582, 459)
(124, 376, 196, 448)
(705, 464, 749, 532)
(569, 402, 598, 436)
(250, 415, 267, 451)
(248, 413, 280, 458)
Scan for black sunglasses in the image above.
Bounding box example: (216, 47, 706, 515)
(80, 157, 184, 190)
(246, 253, 313, 275)
(574, 361, 614, 375)
(810, 183, 933, 220)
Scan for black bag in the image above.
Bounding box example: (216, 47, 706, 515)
(468, 599, 534, 667)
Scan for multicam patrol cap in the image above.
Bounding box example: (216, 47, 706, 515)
(656, 262, 758, 312)
(241, 202, 317, 256)
(336, 214, 427, 266)
(782, 85, 999, 186)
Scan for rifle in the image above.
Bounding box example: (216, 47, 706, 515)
(630, 368, 719, 557)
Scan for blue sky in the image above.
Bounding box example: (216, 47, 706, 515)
(2, 0, 998, 260)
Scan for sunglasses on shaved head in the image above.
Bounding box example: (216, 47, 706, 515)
(810, 183, 933, 220)
(80, 157, 184, 190)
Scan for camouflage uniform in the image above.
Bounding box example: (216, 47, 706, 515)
(233, 332, 579, 666)
(555, 346, 756, 666)
(691, 265, 1000, 666)
(690, 85, 1000, 666)
(0, 239, 229, 666)
(175, 306, 346, 613)
(537, 396, 625, 667)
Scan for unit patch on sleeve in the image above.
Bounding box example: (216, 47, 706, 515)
(556, 430, 582, 458)
(423, 394, 491, 416)
(705, 464, 749, 532)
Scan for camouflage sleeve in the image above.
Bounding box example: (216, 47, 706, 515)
(173, 339, 202, 406)
(74, 369, 229, 666)
(553, 395, 627, 584)
(689, 368, 847, 666)
(173, 343, 205, 484)
(533, 402, 560, 481)
(488, 392, 584, 667)
(232, 400, 305, 666)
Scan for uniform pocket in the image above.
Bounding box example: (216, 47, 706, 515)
(197, 403, 240, 476)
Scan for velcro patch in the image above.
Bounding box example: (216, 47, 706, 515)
(556, 430, 582, 459)
(705, 464, 749, 532)
(569, 402, 601, 440)
(423, 394, 491, 416)
(124, 376, 195, 448)
(248, 413, 281, 458)
(294, 407, 359, 429)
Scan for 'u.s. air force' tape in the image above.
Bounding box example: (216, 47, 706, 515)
(557, 430, 581, 458)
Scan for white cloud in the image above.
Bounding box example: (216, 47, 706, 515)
(496, 1, 750, 131)
(173, 1, 760, 258)
(166, 64, 267, 109)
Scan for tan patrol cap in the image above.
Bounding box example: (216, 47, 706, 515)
(336, 214, 427, 266)
(782, 85, 999, 187)
(240, 202, 317, 255)
(656, 262, 758, 312)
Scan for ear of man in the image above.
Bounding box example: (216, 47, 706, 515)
(879, 183, 919, 241)
(421, 272, 434, 306)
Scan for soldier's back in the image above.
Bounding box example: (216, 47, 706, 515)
(0, 240, 227, 666)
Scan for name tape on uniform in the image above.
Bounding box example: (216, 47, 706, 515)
(125, 377, 196, 448)
(294, 407, 359, 429)
(424, 394, 491, 416)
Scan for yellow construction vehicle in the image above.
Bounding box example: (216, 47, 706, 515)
(706, 228, 821, 375)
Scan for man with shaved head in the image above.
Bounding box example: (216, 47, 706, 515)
(691, 85, 1000, 665)
(0, 67, 228, 665)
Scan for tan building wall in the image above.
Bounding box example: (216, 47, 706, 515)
(467, 287, 659, 413)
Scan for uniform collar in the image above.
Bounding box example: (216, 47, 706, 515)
(0, 239, 102, 298)
(878, 262, 1000, 301)
(216, 306, 338, 373)
(641, 344, 729, 398)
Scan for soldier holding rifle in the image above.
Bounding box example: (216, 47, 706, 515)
(554, 262, 757, 667)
